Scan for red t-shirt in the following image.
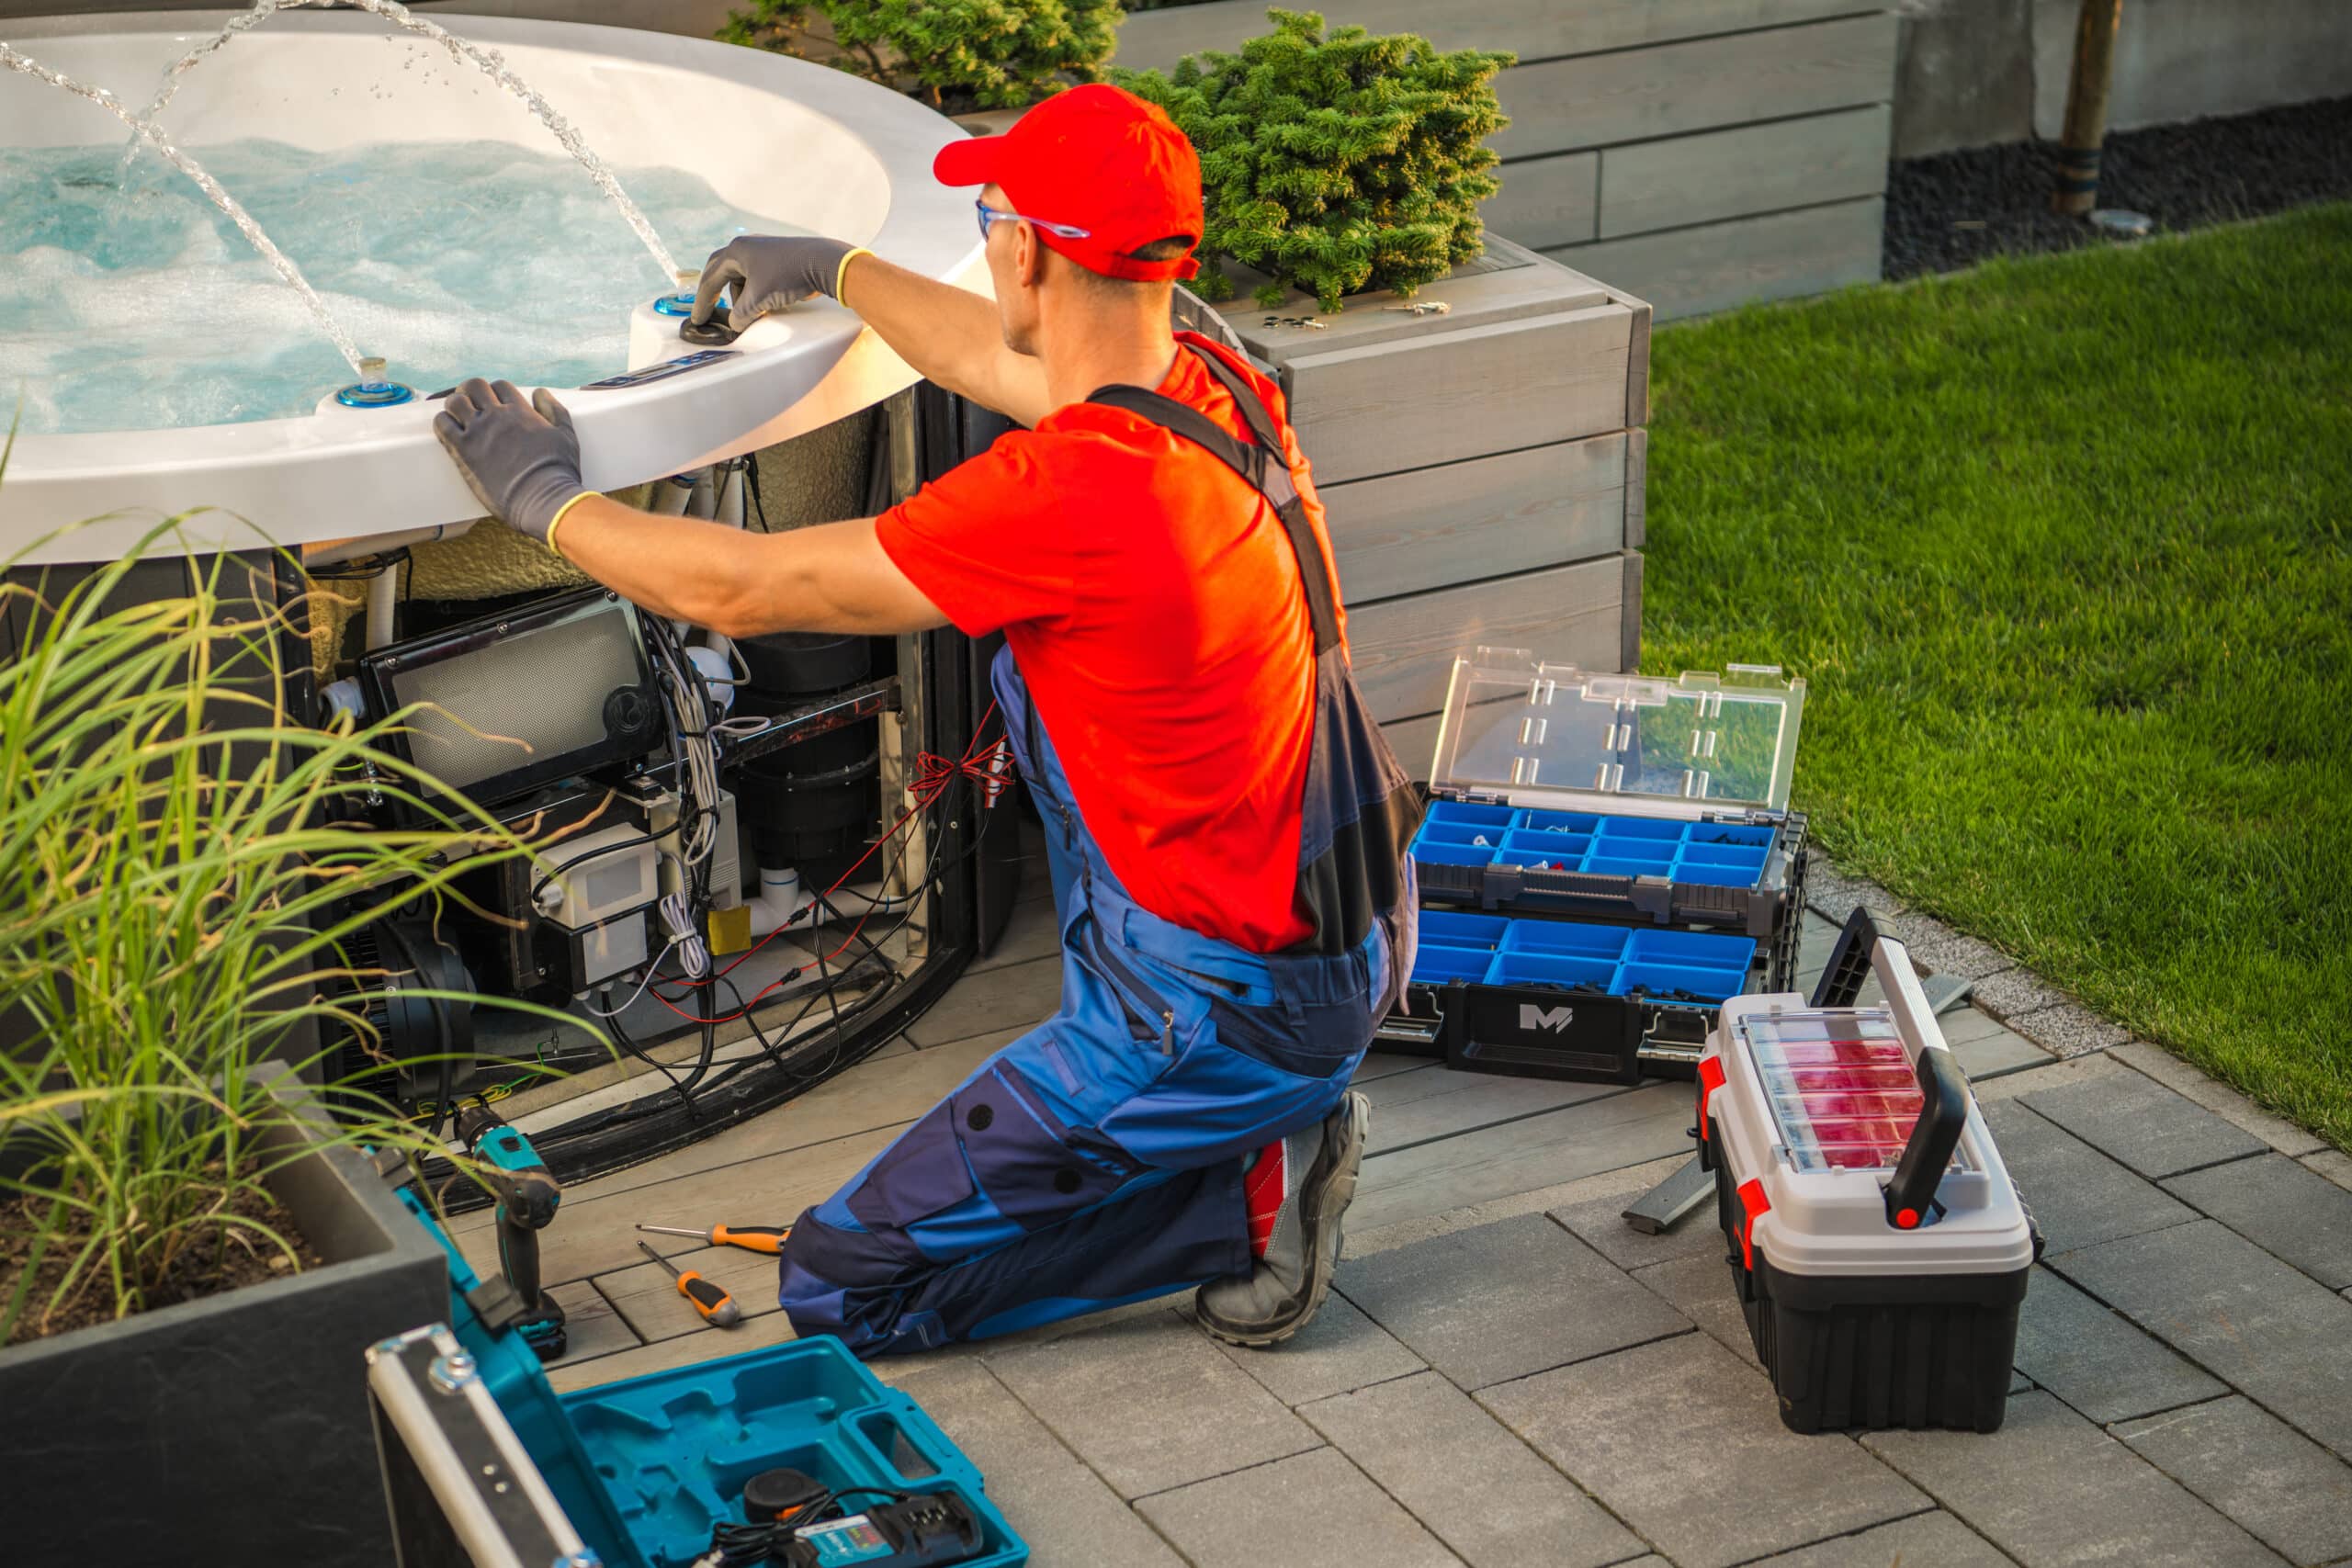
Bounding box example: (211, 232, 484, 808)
(875, 333, 1344, 953)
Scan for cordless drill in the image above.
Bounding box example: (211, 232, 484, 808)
(457, 1101, 567, 1360)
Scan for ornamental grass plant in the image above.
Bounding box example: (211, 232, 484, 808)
(0, 513, 586, 1344)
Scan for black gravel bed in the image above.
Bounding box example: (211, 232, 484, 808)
(1883, 95, 2352, 280)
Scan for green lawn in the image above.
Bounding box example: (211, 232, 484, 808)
(1643, 204, 2352, 1152)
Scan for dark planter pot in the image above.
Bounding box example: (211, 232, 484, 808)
(0, 1082, 447, 1568)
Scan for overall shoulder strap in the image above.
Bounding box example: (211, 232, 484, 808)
(1088, 344, 1341, 654)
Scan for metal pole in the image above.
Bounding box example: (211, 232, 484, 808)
(2052, 0, 2123, 216)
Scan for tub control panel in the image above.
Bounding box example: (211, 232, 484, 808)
(582, 348, 739, 390)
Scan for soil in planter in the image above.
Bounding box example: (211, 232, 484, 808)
(0, 1183, 322, 1347)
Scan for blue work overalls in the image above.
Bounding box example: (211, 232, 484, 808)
(776, 340, 1423, 1356)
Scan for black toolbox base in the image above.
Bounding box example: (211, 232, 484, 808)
(1711, 1152, 2024, 1434)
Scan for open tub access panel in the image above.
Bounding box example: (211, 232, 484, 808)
(1380, 650, 1809, 1084)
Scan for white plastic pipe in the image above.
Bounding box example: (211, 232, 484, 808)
(301, 519, 476, 570)
(365, 561, 397, 649)
(743, 864, 889, 938)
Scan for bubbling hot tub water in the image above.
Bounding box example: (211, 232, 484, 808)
(1, 138, 781, 435)
(0, 10, 984, 563)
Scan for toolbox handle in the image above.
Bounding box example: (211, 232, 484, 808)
(1870, 931, 1973, 1229)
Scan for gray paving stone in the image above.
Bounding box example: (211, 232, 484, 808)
(1339, 1212, 1691, 1390)
(985, 1307, 1319, 1498)
(2302, 1149, 2352, 1194)
(2010, 1266, 2225, 1423)
(1864, 1391, 2282, 1567)
(1480, 1335, 1927, 1568)
(2023, 1071, 2267, 1179)
(1631, 1252, 1760, 1370)
(2164, 1154, 2352, 1289)
(1952, 1021, 2059, 1082)
(885, 1359, 1185, 1568)
(1300, 1370, 1643, 1568)
(1134, 1447, 1461, 1568)
(904, 953, 1061, 1044)
(1548, 1180, 1730, 1272)
(2006, 1002, 2132, 1058)
(1197, 1291, 1425, 1408)
(2116, 1395, 2352, 1567)
(543, 1279, 640, 1362)
(1747, 1510, 2019, 1566)
(2052, 1221, 2352, 1458)
(2112, 1043, 2329, 1158)
(1980, 1100, 2199, 1255)
(1969, 965, 2069, 1023)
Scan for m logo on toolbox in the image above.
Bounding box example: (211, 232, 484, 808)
(1520, 1003, 1575, 1033)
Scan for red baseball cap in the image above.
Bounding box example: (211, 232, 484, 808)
(934, 84, 1203, 282)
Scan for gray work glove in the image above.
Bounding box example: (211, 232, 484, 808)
(432, 378, 586, 546)
(692, 234, 856, 328)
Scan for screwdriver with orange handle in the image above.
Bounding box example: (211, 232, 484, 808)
(636, 1240, 742, 1327)
(635, 1222, 790, 1256)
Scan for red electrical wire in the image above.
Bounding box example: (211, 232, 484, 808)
(647, 699, 1004, 1027)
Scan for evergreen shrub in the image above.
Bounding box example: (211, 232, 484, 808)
(720, 0, 1123, 110)
(1116, 8, 1511, 310)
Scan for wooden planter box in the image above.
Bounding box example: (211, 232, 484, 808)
(1115, 0, 1898, 320)
(1190, 236, 1650, 778)
(0, 1077, 447, 1567)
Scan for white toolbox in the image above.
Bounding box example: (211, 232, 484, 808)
(1698, 909, 2039, 1432)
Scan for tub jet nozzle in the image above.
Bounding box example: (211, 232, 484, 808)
(336, 356, 414, 409)
(652, 268, 701, 318)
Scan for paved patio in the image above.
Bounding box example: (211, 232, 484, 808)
(452, 831, 2352, 1568)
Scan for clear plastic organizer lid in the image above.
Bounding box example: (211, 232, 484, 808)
(1735, 1009, 1972, 1176)
(1429, 649, 1805, 815)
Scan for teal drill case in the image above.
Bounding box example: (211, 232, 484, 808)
(383, 1190, 1029, 1567)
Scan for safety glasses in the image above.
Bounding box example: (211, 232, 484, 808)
(976, 198, 1092, 243)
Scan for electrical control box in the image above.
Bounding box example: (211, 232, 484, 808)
(1698, 914, 2037, 1432)
(532, 823, 657, 993)
(1379, 650, 1809, 1082)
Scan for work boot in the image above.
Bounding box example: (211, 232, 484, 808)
(1195, 1091, 1369, 1347)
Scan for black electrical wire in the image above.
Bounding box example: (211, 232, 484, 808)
(514, 703, 1010, 1151)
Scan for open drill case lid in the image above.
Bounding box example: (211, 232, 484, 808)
(1697, 908, 2040, 1433)
(1379, 650, 1809, 1083)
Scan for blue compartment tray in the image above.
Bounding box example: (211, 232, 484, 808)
(1414, 909, 1757, 1009)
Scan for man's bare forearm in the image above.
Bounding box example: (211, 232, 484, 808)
(546, 497, 948, 638)
(839, 254, 1049, 425)
(547, 497, 752, 627)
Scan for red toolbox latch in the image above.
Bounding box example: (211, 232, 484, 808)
(1696, 1056, 1726, 1140)
(1736, 1179, 1770, 1271)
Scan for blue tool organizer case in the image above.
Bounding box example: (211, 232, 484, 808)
(1413, 801, 1779, 888)
(1395, 908, 1763, 1084)
(391, 1190, 1028, 1568)
(1408, 655, 1808, 954)
(1381, 655, 1810, 1081)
